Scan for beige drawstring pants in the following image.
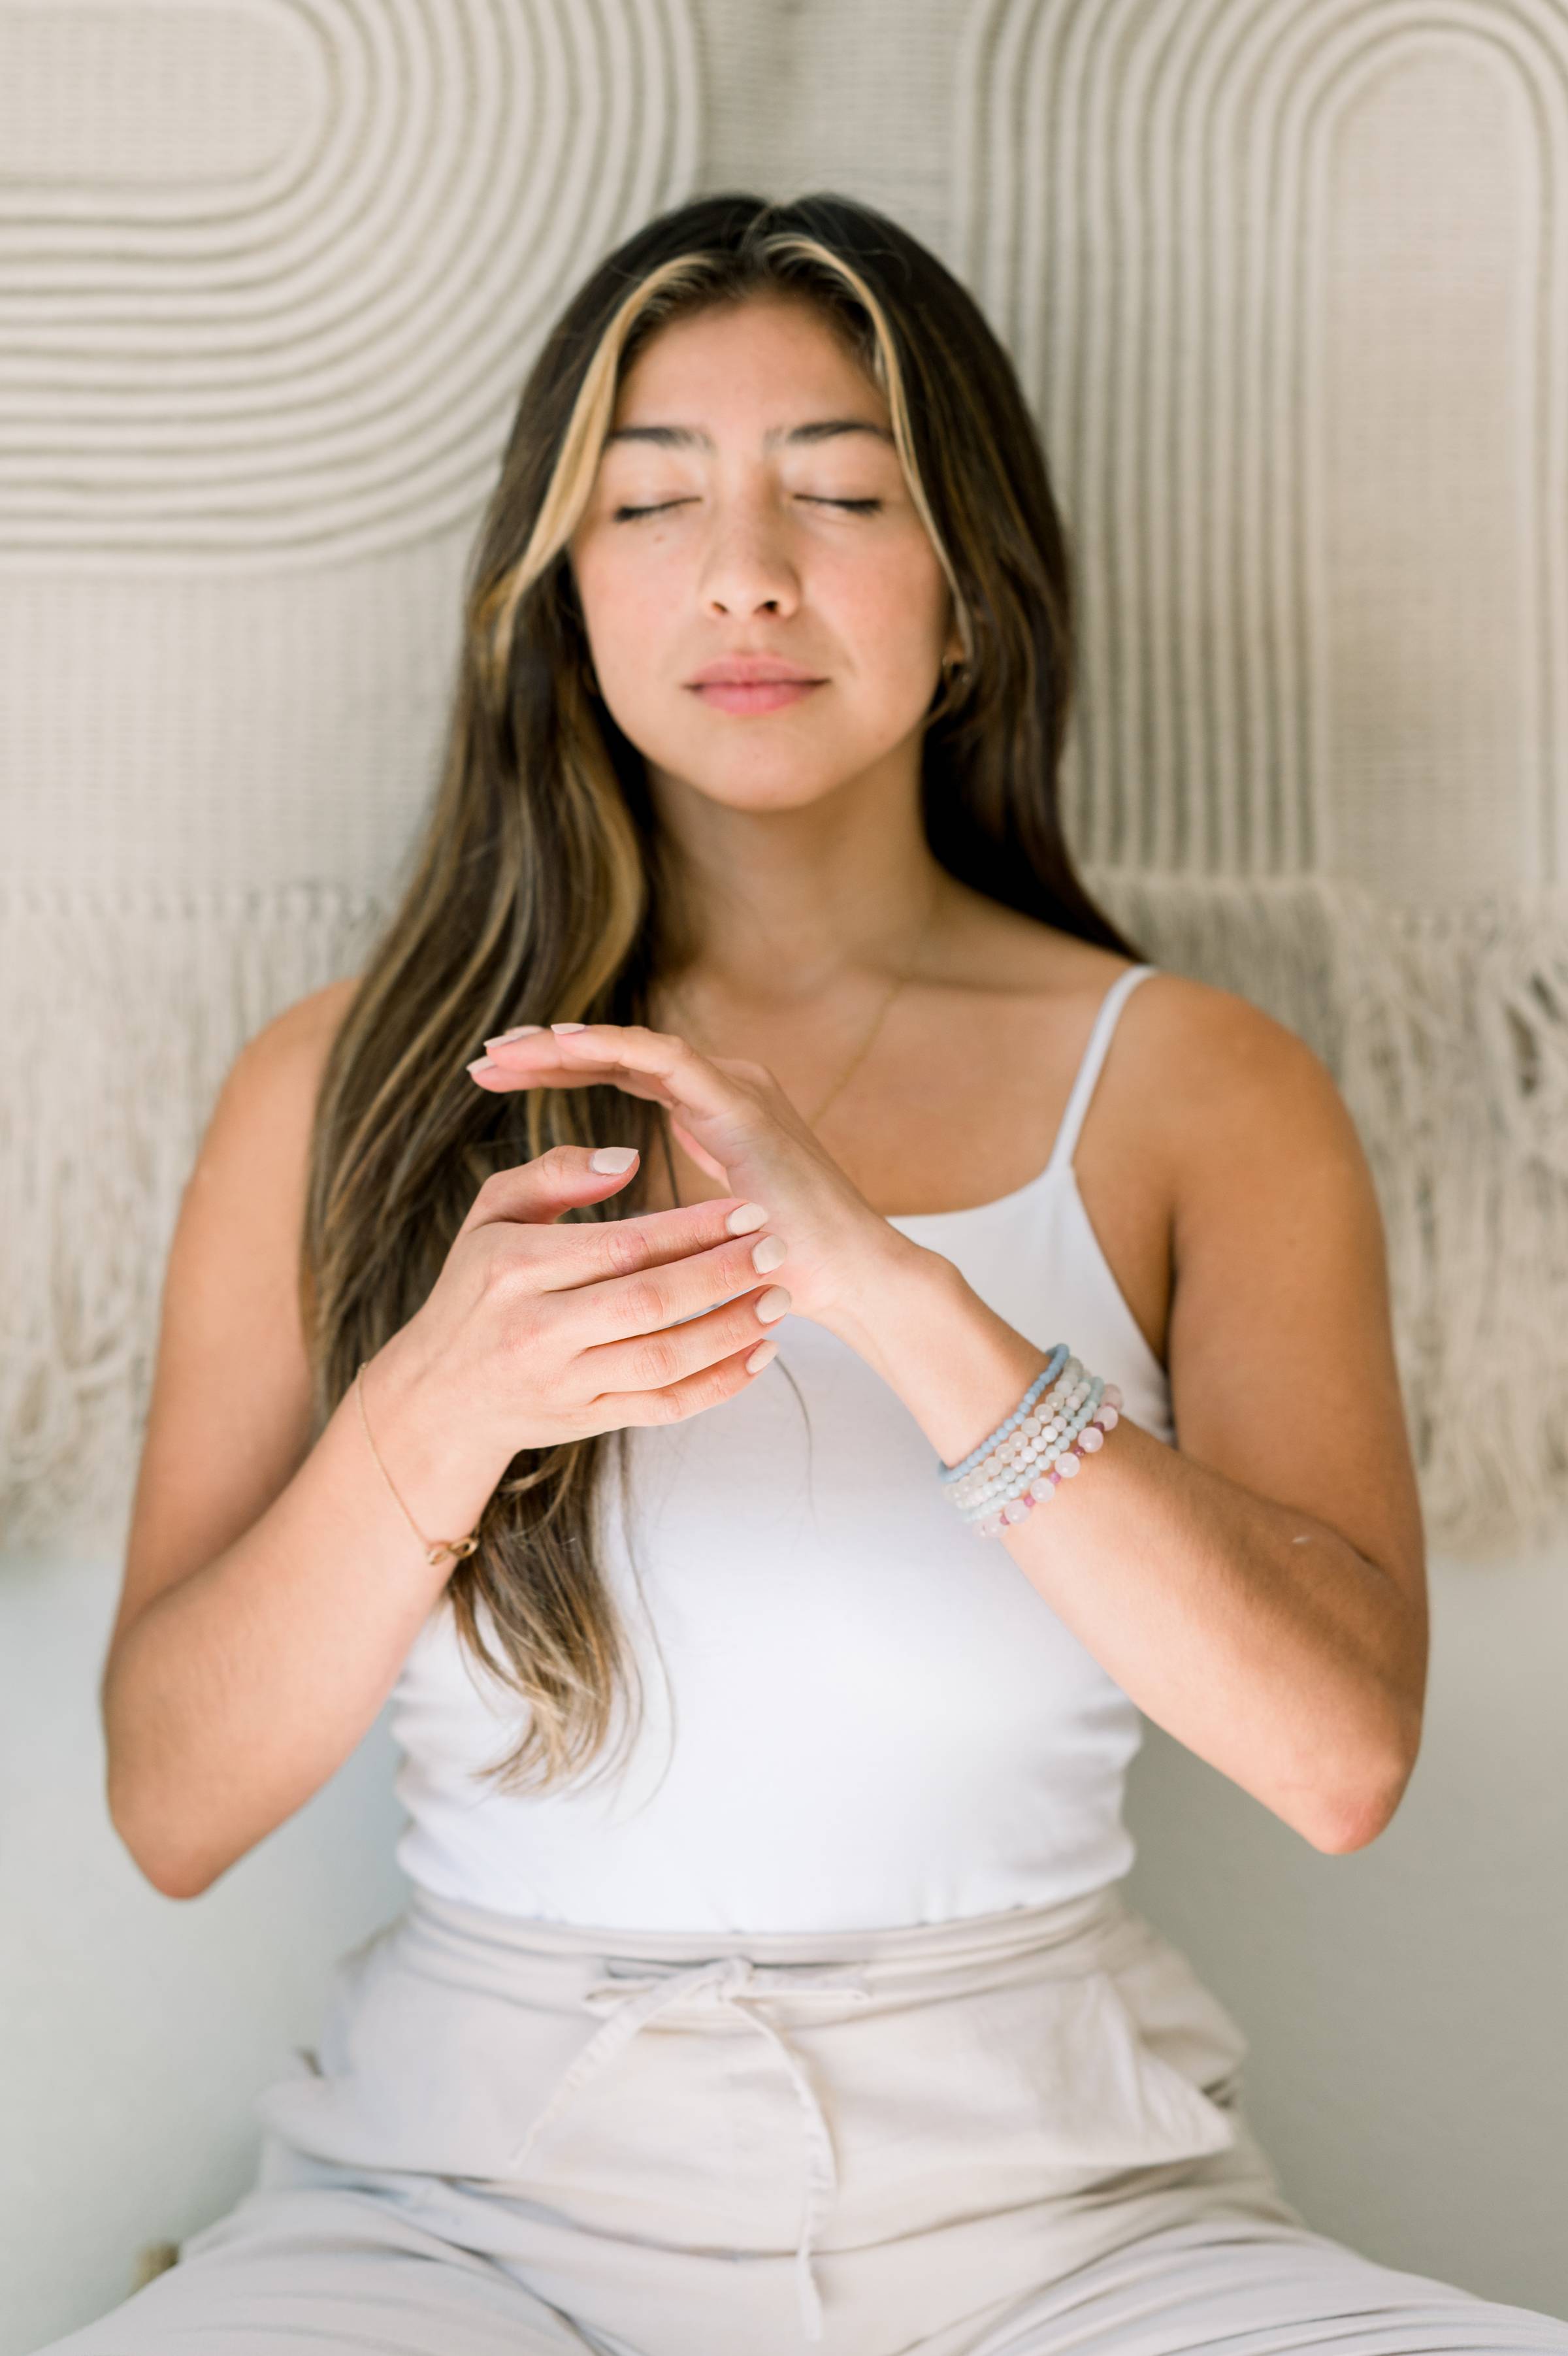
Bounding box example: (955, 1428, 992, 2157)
(35, 1876, 1568, 2355)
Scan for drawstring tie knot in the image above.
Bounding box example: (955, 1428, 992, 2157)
(506, 1951, 874, 2343)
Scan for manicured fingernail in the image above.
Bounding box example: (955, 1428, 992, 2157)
(725, 1201, 769, 1234)
(551, 1021, 588, 1033)
(484, 1024, 543, 1048)
(745, 1339, 778, 1374)
(590, 1146, 639, 1173)
(755, 1286, 792, 1323)
(750, 1234, 787, 1273)
(466, 1056, 495, 1075)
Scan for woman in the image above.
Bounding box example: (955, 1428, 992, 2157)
(52, 194, 1565, 2355)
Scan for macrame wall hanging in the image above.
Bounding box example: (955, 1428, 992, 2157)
(3, 0, 1565, 1562)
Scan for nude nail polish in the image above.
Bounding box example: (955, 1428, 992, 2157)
(750, 1234, 787, 1273)
(755, 1286, 792, 1323)
(725, 1202, 769, 1235)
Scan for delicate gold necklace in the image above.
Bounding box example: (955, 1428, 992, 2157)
(661, 876, 943, 1133)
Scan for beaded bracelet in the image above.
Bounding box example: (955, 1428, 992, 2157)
(968, 1380, 1122, 1536)
(955, 1375, 1106, 1522)
(945, 1354, 1092, 1513)
(936, 1351, 1124, 1539)
(936, 1343, 1070, 1484)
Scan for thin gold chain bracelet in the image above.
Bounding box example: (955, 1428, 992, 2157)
(355, 1360, 480, 1569)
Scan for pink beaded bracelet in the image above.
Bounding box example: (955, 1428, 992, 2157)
(973, 1382, 1124, 1538)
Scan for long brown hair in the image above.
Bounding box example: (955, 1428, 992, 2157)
(301, 191, 1145, 1795)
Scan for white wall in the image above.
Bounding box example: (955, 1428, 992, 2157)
(1126, 1545, 1568, 2325)
(0, 1548, 409, 2355)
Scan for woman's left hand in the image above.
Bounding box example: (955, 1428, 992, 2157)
(469, 1021, 922, 1335)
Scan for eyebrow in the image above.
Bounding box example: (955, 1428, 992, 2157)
(602, 418, 896, 452)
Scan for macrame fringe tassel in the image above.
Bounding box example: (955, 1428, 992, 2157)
(1089, 868, 1568, 1563)
(0, 879, 386, 1555)
(2, 872, 1566, 1562)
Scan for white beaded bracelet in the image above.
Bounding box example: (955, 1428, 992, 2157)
(936, 1354, 1124, 1539)
(949, 1357, 1094, 1511)
(949, 1358, 1089, 1497)
(955, 1377, 1106, 1521)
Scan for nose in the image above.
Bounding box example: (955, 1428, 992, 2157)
(696, 491, 802, 620)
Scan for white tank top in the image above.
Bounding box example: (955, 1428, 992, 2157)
(387, 963, 1169, 1933)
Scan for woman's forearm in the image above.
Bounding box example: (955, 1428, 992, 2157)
(102, 1339, 504, 1901)
(826, 1237, 1423, 1855)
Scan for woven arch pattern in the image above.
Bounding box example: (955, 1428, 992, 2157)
(954, 0, 1568, 893)
(0, 0, 701, 566)
(3, 0, 1567, 1558)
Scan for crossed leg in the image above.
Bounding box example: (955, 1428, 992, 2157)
(32, 2184, 1568, 2356)
(28, 2186, 603, 2356)
(960, 2213, 1568, 2356)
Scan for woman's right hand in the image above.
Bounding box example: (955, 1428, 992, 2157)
(374, 1143, 792, 1469)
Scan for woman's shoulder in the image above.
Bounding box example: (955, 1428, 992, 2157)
(1112, 962, 1350, 1160)
(1056, 954, 1360, 1235)
(964, 897, 1331, 1082)
(201, 975, 364, 1181)
(248, 972, 363, 1064)
(938, 895, 1350, 1181)
(988, 906, 1366, 1296)
(1099, 960, 1378, 1349)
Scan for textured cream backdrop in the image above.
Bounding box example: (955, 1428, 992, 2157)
(5, 0, 1567, 1560)
(3, 3, 1566, 2346)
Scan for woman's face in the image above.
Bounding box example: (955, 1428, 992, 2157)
(566, 293, 959, 814)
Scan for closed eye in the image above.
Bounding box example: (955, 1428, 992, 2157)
(612, 497, 884, 521)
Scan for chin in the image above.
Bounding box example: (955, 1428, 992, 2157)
(642, 734, 867, 811)
(684, 759, 864, 813)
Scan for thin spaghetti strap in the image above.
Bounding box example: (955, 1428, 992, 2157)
(1044, 964, 1160, 1179)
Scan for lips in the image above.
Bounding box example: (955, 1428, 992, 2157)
(687, 657, 823, 680)
(686, 655, 826, 713)
(689, 676, 825, 714)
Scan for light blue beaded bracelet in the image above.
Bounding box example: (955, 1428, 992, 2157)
(952, 1374, 1100, 1517)
(936, 1351, 1125, 1539)
(946, 1354, 1086, 1507)
(957, 1379, 1105, 1522)
(935, 1343, 1069, 1484)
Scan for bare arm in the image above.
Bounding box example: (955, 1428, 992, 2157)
(102, 987, 789, 1899)
(830, 977, 1429, 1856)
(103, 1337, 493, 1902)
